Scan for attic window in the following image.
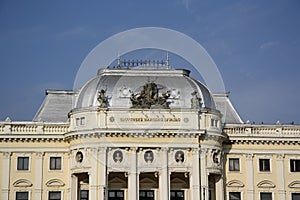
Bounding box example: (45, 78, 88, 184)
(76, 117, 86, 126)
(211, 119, 218, 128)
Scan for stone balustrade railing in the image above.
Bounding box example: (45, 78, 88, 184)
(0, 122, 69, 135)
(224, 124, 300, 136)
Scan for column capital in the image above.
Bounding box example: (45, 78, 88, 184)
(161, 147, 169, 152)
(276, 154, 285, 160)
(130, 147, 138, 152)
(2, 151, 11, 159)
(35, 152, 44, 158)
(99, 147, 107, 153)
(246, 153, 254, 160)
(192, 148, 200, 155)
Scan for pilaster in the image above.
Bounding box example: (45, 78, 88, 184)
(89, 148, 98, 200)
(160, 147, 169, 200)
(99, 147, 107, 200)
(200, 149, 208, 200)
(246, 154, 254, 200)
(1, 152, 11, 200)
(277, 154, 286, 199)
(35, 152, 44, 200)
(128, 147, 138, 200)
(192, 148, 200, 200)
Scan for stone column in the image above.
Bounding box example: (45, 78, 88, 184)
(35, 152, 44, 200)
(160, 147, 169, 200)
(215, 175, 224, 200)
(192, 148, 200, 200)
(99, 147, 107, 200)
(200, 149, 208, 200)
(128, 148, 138, 200)
(1, 152, 11, 200)
(70, 175, 78, 200)
(246, 154, 254, 200)
(89, 148, 98, 200)
(277, 154, 286, 199)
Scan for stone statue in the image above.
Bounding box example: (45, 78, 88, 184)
(191, 90, 202, 109)
(97, 89, 108, 108)
(130, 82, 170, 109)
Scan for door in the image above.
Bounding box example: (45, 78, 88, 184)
(108, 190, 124, 200)
(139, 190, 154, 200)
(171, 190, 184, 200)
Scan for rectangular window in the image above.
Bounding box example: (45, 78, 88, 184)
(290, 159, 300, 172)
(49, 191, 61, 200)
(80, 190, 89, 200)
(50, 157, 61, 170)
(292, 193, 300, 200)
(17, 157, 29, 170)
(229, 158, 240, 171)
(16, 192, 28, 200)
(260, 192, 272, 200)
(259, 159, 270, 172)
(229, 192, 241, 200)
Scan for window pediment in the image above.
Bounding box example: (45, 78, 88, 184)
(289, 181, 300, 188)
(257, 180, 275, 188)
(227, 180, 244, 188)
(46, 179, 65, 187)
(13, 179, 32, 187)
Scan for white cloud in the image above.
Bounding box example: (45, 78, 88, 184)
(259, 41, 280, 50)
(55, 26, 89, 38)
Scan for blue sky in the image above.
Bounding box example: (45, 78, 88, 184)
(0, 0, 299, 124)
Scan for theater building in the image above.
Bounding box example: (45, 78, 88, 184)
(0, 61, 300, 200)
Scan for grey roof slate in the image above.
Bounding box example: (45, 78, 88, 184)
(213, 93, 243, 124)
(33, 90, 76, 122)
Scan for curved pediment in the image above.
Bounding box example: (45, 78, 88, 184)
(257, 180, 275, 188)
(46, 179, 65, 187)
(226, 180, 244, 188)
(13, 179, 33, 187)
(289, 181, 300, 188)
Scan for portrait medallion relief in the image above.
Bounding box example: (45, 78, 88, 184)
(144, 150, 154, 163)
(113, 150, 123, 163)
(76, 151, 83, 163)
(175, 150, 184, 163)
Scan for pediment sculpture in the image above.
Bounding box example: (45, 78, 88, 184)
(130, 82, 170, 109)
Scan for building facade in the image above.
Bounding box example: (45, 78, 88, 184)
(0, 62, 300, 200)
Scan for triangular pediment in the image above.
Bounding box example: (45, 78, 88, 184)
(46, 179, 65, 187)
(140, 177, 156, 184)
(170, 177, 189, 188)
(289, 181, 300, 188)
(257, 180, 275, 188)
(227, 180, 244, 188)
(13, 179, 32, 187)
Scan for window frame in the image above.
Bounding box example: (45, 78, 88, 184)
(228, 191, 242, 200)
(290, 159, 300, 172)
(259, 191, 273, 200)
(228, 158, 240, 172)
(258, 158, 271, 172)
(48, 191, 62, 200)
(15, 191, 29, 200)
(17, 156, 30, 171)
(291, 192, 300, 200)
(49, 157, 62, 170)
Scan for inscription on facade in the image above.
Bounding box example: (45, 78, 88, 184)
(119, 117, 181, 122)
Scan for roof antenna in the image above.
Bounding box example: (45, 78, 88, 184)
(166, 51, 170, 69)
(117, 51, 121, 68)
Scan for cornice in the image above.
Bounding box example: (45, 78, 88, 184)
(64, 129, 207, 142)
